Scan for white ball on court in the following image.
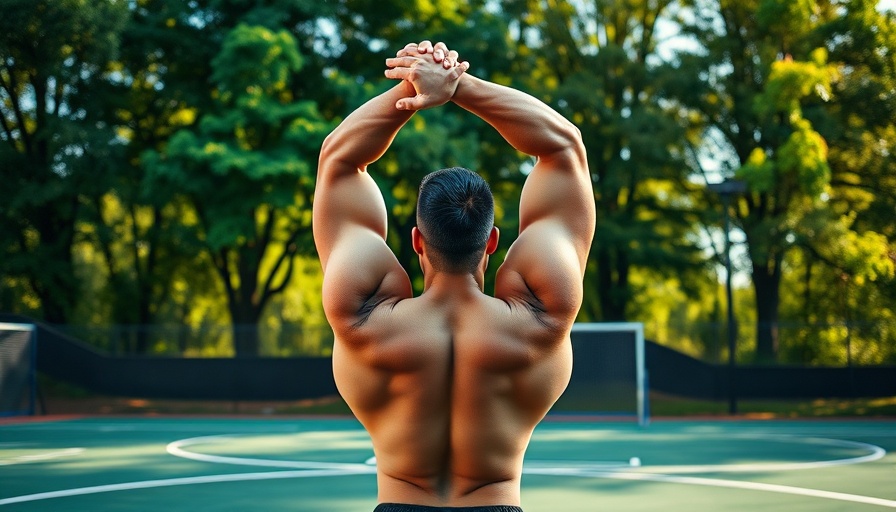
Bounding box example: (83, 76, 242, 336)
(629, 457, 641, 467)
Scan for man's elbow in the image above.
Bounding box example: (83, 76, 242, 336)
(560, 120, 587, 168)
(564, 119, 583, 143)
(318, 130, 355, 181)
(318, 130, 341, 168)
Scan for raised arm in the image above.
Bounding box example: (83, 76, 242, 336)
(314, 81, 415, 268)
(314, 48, 464, 328)
(451, 73, 596, 324)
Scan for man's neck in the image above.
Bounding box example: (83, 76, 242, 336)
(422, 271, 485, 297)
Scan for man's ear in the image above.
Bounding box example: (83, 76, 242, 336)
(412, 226, 424, 255)
(485, 226, 499, 255)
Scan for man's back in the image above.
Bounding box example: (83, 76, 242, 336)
(313, 41, 595, 510)
(332, 284, 572, 505)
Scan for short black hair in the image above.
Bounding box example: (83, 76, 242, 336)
(417, 167, 495, 273)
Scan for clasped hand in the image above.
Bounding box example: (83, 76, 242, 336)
(385, 40, 469, 111)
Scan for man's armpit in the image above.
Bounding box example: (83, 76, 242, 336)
(353, 282, 396, 328)
(497, 269, 561, 331)
(514, 296, 555, 330)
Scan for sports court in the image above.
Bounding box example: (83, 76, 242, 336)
(2, 416, 894, 511)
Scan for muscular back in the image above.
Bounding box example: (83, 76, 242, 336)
(332, 288, 573, 506)
(313, 49, 594, 509)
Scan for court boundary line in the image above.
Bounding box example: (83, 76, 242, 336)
(167, 435, 376, 471)
(166, 432, 886, 474)
(0, 468, 367, 506)
(623, 436, 886, 473)
(4, 462, 895, 508)
(525, 467, 896, 508)
(0, 447, 84, 466)
(3, 424, 893, 508)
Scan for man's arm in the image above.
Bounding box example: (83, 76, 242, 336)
(451, 73, 596, 324)
(314, 52, 463, 328)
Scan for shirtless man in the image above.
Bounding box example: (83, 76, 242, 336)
(313, 40, 595, 512)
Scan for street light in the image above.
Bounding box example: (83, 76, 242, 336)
(707, 179, 747, 415)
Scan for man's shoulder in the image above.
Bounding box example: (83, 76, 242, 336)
(343, 293, 565, 342)
(336, 293, 548, 332)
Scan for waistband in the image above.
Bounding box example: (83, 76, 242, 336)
(374, 504, 523, 512)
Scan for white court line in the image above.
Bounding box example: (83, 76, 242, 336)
(0, 448, 84, 466)
(0, 468, 366, 506)
(167, 436, 375, 471)
(624, 437, 886, 474)
(524, 460, 629, 470)
(167, 432, 894, 508)
(525, 467, 896, 508)
(169, 433, 886, 475)
(5, 461, 893, 508)
(3, 430, 890, 507)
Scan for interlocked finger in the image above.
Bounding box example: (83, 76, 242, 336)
(432, 41, 449, 56)
(444, 50, 460, 68)
(385, 56, 421, 68)
(397, 42, 418, 57)
(384, 66, 413, 81)
(417, 40, 434, 54)
(449, 60, 470, 80)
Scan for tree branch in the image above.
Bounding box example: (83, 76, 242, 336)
(0, 105, 15, 148)
(0, 62, 33, 153)
(259, 220, 302, 305)
(264, 246, 296, 300)
(213, 247, 237, 307)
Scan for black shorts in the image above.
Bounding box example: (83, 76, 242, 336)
(374, 504, 523, 512)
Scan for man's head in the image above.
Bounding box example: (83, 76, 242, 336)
(414, 167, 497, 274)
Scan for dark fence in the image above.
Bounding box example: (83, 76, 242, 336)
(644, 319, 896, 366)
(2, 314, 895, 402)
(0, 315, 335, 401)
(645, 343, 896, 400)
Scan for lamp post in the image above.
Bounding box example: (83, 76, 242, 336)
(707, 179, 747, 415)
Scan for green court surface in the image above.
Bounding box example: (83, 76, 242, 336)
(1, 417, 894, 511)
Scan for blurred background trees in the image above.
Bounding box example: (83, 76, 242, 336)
(1, 0, 893, 362)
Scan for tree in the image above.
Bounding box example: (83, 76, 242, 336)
(319, 0, 525, 292)
(501, 0, 703, 321)
(671, 0, 896, 361)
(0, 0, 128, 323)
(78, 0, 222, 352)
(781, 0, 896, 364)
(144, 24, 331, 356)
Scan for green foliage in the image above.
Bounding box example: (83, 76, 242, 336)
(754, 50, 835, 119)
(2, 0, 894, 365)
(669, 0, 896, 362)
(738, 149, 775, 193)
(212, 24, 302, 102)
(776, 117, 830, 198)
(505, 0, 702, 321)
(0, 0, 129, 322)
(143, 23, 331, 355)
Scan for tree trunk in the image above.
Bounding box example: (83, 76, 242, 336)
(597, 245, 629, 321)
(752, 257, 782, 363)
(31, 202, 78, 325)
(226, 245, 263, 357)
(230, 297, 262, 357)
